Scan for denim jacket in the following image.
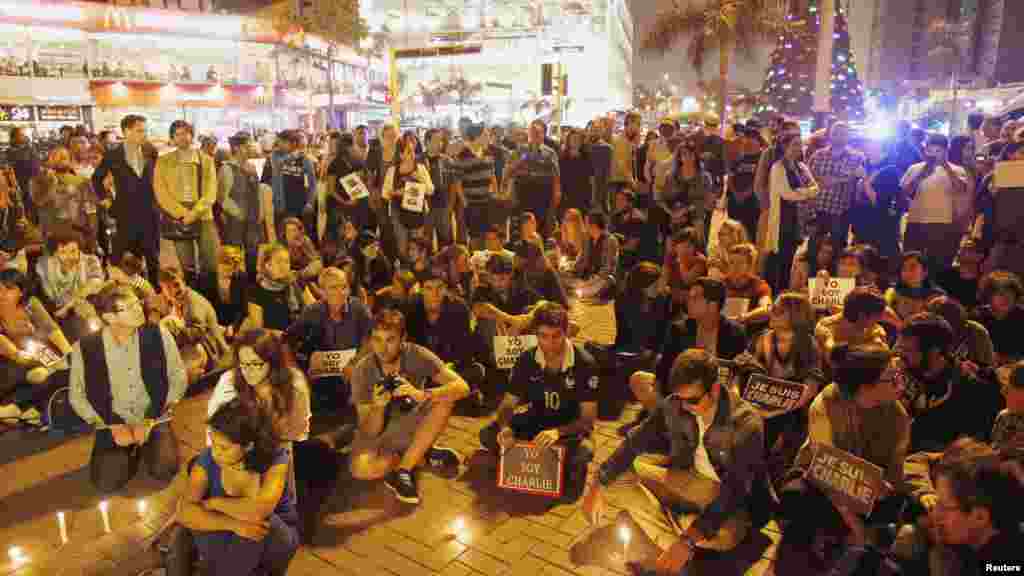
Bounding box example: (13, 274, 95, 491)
(598, 386, 764, 537)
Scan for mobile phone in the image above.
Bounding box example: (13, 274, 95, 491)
(976, 154, 987, 163)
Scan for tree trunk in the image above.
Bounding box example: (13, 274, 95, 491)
(719, 43, 731, 138)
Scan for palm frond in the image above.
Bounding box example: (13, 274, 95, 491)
(640, 6, 706, 55)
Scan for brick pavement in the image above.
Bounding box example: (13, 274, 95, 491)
(0, 391, 780, 576)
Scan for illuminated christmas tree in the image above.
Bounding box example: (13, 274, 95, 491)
(757, 0, 865, 120)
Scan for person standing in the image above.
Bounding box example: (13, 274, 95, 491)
(609, 112, 641, 206)
(154, 120, 220, 280)
(423, 128, 455, 247)
(69, 283, 187, 493)
(451, 123, 498, 249)
(8, 127, 37, 223)
(588, 118, 613, 214)
(218, 132, 270, 272)
(507, 119, 560, 237)
(92, 115, 160, 287)
(807, 122, 866, 255)
(559, 128, 594, 217)
(901, 133, 971, 270)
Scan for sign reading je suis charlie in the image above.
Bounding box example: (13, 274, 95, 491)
(804, 442, 886, 516)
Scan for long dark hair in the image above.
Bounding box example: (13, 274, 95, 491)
(770, 292, 819, 379)
(232, 329, 295, 423)
(208, 398, 277, 472)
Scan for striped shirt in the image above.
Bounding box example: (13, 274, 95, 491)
(452, 147, 495, 205)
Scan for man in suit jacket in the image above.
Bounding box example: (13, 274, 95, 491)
(92, 114, 160, 286)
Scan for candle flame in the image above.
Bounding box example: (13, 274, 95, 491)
(619, 525, 631, 544)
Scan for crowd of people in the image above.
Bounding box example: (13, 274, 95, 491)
(0, 107, 1022, 575)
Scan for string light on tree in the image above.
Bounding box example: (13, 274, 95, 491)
(756, 0, 865, 120)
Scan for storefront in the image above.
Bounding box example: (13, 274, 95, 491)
(0, 1, 381, 142)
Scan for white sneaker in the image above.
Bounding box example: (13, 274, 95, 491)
(0, 404, 22, 421)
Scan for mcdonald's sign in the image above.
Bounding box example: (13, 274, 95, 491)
(102, 6, 136, 31)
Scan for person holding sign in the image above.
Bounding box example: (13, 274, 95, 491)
(779, 344, 908, 548)
(737, 293, 825, 479)
(583, 349, 765, 574)
(69, 283, 187, 493)
(323, 133, 369, 245)
(382, 132, 433, 264)
(472, 254, 544, 390)
(284, 268, 371, 414)
(348, 309, 469, 505)
(631, 277, 748, 414)
(479, 303, 599, 489)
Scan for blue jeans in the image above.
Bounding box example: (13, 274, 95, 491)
(193, 513, 299, 576)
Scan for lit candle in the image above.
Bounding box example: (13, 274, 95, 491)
(7, 546, 25, 565)
(452, 517, 465, 533)
(137, 500, 147, 517)
(89, 319, 102, 332)
(98, 501, 111, 533)
(619, 525, 631, 563)
(57, 512, 68, 545)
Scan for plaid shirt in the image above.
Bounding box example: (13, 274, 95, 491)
(808, 146, 865, 215)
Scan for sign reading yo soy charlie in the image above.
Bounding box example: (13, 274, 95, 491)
(498, 443, 565, 497)
(809, 277, 855, 310)
(494, 335, 538, 370)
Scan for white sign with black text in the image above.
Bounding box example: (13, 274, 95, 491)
(494, 335, 538, 371)
(809, 277, 855, 310)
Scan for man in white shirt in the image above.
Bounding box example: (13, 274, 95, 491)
(900, 133, 972, 270)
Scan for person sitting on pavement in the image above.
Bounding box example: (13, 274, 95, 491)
(348, 308, 469, 505)
(972, 270, 1024, 367)
(479, 302, 599, 489)
(630, 277, 748, 415)
(895, 313, 1003, 454)
(35, 227, 105, 342)
(69, 283, 186, 493)
(778, 343, 909, 558)
(885, 251, 945, 325)
(925, 296, 994, 380)
(246, 243, 306, 334)
(993, 360, 1024, 450)
(405, 271, 486, 408)
(0, 268, 73, 423)
(573, 210, 620, 290)
(280, 216, 322, 290)
(582, 349, 765, 575)
(284, 267, 372, 413)
(154, 266, 230, 368)
(815, 287, 889, 369)
(722, 242, 773, 327)
(892, 449, 1024, 575)
(177, 399, 299, 576)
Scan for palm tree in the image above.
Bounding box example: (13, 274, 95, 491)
(641, 0, 785, 135)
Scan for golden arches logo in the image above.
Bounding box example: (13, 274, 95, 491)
(103, 6, 135, 31)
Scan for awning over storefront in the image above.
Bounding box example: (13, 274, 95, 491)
(0, 77, 92, 106)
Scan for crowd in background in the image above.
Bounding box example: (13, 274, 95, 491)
(0, 106, 1022, 575)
